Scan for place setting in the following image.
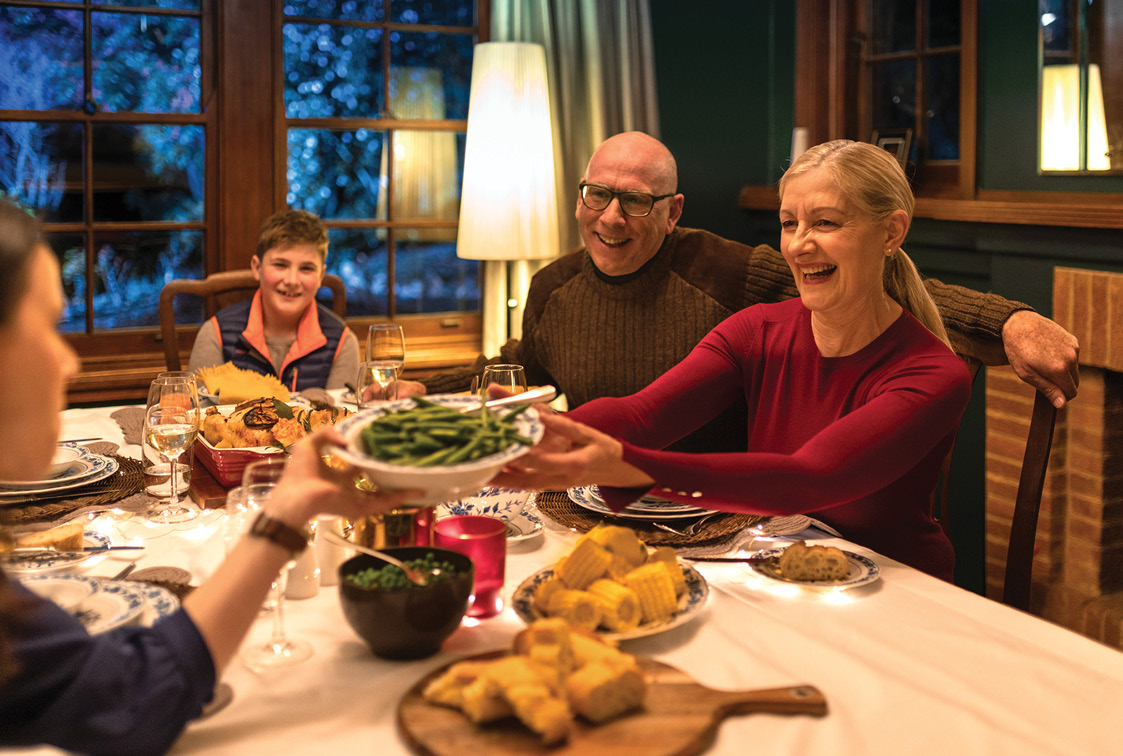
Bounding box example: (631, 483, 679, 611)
(18, 572, 180, 634)
(0, 441, 121, 501)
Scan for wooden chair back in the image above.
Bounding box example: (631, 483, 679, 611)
(157, 270, 347, 371)
(934, 356, 982, 539)
(1001, 390, 1058, 611)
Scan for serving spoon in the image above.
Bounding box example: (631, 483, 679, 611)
(320, 529, 444, 586)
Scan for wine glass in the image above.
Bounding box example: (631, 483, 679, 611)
(475, 364, 527, 399)
(239, 458, 313, 669)
(359, 324, 406, 407)
(144, 374, 201, 523)
(144, 405, 199, 524)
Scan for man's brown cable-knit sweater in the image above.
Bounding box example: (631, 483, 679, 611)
(423, 226, 1025, 452)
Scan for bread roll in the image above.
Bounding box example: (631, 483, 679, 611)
(15, 520, 84, 552)
(778, 541, 850, 581)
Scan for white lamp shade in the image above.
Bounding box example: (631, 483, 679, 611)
(1040, 63, 1110, 171)
(457, 42, 561, 261)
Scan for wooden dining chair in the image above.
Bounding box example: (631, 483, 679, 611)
(157, 270, 347, 371)
(934, 356, 982, 539)
(1001, 390, 1059, 611)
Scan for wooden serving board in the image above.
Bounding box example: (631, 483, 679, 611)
(397, 653, 827, 756)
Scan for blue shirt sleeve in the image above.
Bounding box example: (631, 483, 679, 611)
(0, 580, 216, 756)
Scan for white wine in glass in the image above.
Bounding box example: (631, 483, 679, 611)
(144, 374, 201, 523)
(144, 405, 198, 523)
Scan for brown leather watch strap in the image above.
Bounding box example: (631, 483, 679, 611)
(248, 512, 310, 556)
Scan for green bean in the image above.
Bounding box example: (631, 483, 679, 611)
(358, 399, 534, 466)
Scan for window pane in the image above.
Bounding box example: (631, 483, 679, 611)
(926, 53, 960, 160)
(389, 31, 473, 120)
(287, 128, 386, 219)
(1041, 0, 1071, 55)
(92, 12, 201, 113)
(284, 23, 383, 118)
(0, 7, 84, 110)
(870, 60, 916, 133)
(92, 0, 200, 9)
(392, 0, 475, 26)
(284, 0, 383, 22)
(91, 230, 203, 329)
(397, 230, 478, 314)
(328, 228, 390, 316)
(927, 0, 960, 48)
(870, 0, 915, 54)
(92, 123, 205, 222)
(51, 234, 86, 334)
(392, 130, 464, 221)
(1, 121, 84, 222)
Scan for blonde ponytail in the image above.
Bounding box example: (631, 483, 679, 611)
(884, 248, 950, 348)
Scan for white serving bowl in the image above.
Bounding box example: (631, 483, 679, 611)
(331, 394, 544, 505)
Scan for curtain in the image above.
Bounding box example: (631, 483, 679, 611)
(491, 0, 661, 256)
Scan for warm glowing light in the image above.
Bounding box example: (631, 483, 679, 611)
(1040, 64, 1110, 171)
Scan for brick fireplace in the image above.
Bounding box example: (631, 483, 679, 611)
(985, 267, 1123, 649)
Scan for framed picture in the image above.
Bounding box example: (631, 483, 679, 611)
(872, 128, 913, 169)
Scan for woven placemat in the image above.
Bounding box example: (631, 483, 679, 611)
(0, 456, 147, 528)
(533, 490, 764, 548)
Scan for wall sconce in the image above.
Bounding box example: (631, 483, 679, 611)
(1040, 63, 1110, 172)
(456, 42, 560, 356)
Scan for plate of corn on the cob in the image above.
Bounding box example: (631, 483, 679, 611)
(511, 525, 709, 641)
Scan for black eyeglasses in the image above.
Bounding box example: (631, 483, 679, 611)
(578, 182, 675, 218)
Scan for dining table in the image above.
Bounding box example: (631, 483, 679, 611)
(3, 400, 1122, 756)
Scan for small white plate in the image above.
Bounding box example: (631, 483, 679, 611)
(511, 561, 709, 641)
(1, 532, 112, 574)
(18, 574, 100, 612)
(747, 546, 881, 590)
(73, 580, 146, 634)
(568, 486, 709, 520)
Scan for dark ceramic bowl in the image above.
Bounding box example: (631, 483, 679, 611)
(338, 547, 474, 660)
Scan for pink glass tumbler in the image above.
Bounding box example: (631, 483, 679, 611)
(434, 515, 506, 618)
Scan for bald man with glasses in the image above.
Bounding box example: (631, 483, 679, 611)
(404, 131, 1078, 454)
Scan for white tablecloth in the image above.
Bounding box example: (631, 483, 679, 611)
(5, 405, 1122, 755)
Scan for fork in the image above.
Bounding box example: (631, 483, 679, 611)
(653, 511, 721, 537)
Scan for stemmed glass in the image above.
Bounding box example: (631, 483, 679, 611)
(358, 324, 406, 407)
(144, 373, 201, 523)
(239, 458, 313, 669)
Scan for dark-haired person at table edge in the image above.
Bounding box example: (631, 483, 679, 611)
(0, 198, 418, 755)
(188, 208, 359, 391)
(403, 132, 1078, 457)
(492, 140, 975, 581)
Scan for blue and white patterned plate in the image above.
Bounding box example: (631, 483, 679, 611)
(438, 487, 544, 541)
(511, 561, 709, 641)
(1, 531, 112, 574)
(748, 546, 881, 590)
(568, 486, 708, 520)
(133, 583, 179, 626)
(18, 573, 100, 611)
(0, 454, 119, 498)
(74, 580, 146, 634)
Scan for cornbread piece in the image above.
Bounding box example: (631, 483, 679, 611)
(505, 683, 572, 745)
(778, 541, 850, 581)
(546, 589, 602, 632)
(623, 562, 678, 624)
(555, 538, 611, 589)
(586, 579, 641, 633)
(15, 520, 84, 551)
(513, 617, 576, 692)
(565, 657, 646, 723)
(422, 660, 491, 709)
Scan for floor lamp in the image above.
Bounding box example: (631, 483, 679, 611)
(456, 42, 561, 356)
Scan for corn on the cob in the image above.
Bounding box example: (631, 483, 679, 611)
(533, 576, 566, 614)
(586, 579, 641, 633)
(546, 589, 603, 632)
(555, 538, 611, 589)
(647, 546, 687, 597)
(624, 562, 678, 623)
(585, 525, 647, 568)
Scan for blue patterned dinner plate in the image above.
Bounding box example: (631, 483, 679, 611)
(567, 486, 708, 520)
(1, 532, 113, 574)
(74, 580, 146, 634)
(512, 561, 709, 641)
(438, 487, 544, 541)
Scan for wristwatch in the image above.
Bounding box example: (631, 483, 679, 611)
(248, 512, 310, 556)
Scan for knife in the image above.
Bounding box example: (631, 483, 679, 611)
(685, 554, 776, 564)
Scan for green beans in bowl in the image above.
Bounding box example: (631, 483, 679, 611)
(332, 394, 544, 504)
